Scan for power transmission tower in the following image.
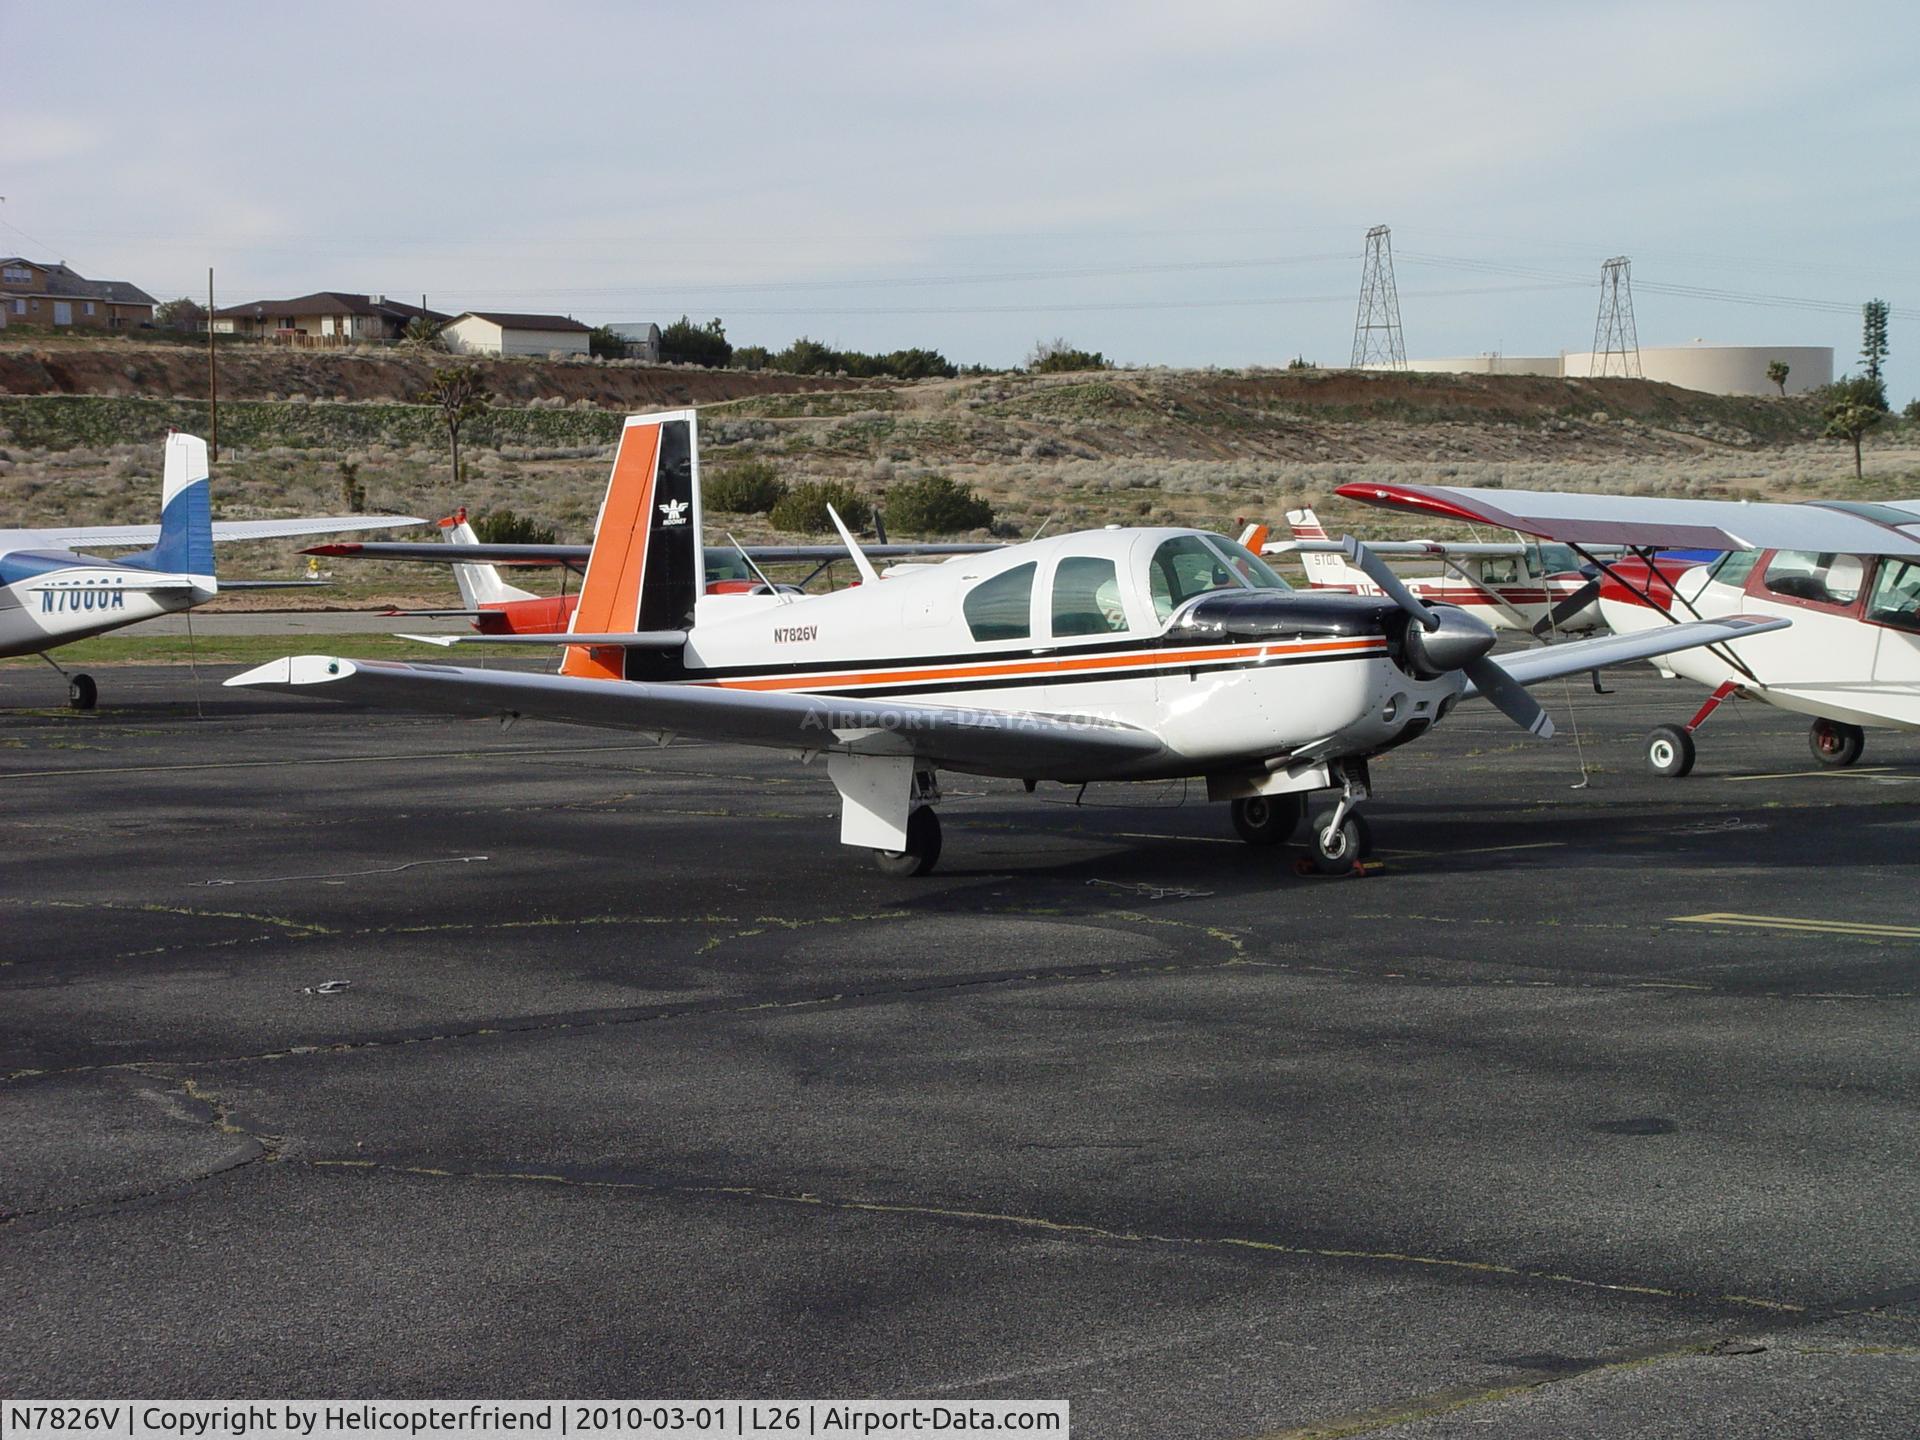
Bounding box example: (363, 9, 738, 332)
(1350, 225, 1406, 368)
(1590, 256, 1641, 378)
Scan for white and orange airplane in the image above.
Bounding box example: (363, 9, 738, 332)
(1339, 480, 1920, 776)
(228, 411, 1785, 876)
(1269, 507, 1616, 636)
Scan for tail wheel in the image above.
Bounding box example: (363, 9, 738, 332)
(1646, 724, 1696, 778)
(872, 806, 943, 878)
(1231, 793, 1305, 846)
(1308, 812, 1370, 875)
(1809, 719, 1864, 768)
(67, 673, 98, 711)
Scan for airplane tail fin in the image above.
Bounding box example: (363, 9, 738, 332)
(561, 410, 701, 680)
(439, 509, 538, 607)
(1284, 507, 1359, 589)
(123, 433, 215, 582)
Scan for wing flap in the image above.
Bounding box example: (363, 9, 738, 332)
(225, 656, 1166, 777)
(1464, 615, 1790, 696)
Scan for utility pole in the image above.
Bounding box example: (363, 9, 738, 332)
(207, 266, 218, 460)
(1350, 225, 1406, 369)
(1590, 257, 1641, 379)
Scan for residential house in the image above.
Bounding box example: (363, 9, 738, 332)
(211, 292, 449, 345)
(440, 311, 592, 357)
(0, 258, 157, 330)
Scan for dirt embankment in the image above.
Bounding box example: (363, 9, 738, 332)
(0, 344, 873, 408)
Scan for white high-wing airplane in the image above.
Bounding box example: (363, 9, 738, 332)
(2, 432, 421, 708)
(1268, 507, 1610, 636)
(1339, 480, 1920, 776)
(228, 411, 1785, 876)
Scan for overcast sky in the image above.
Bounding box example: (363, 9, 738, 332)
(7, 1, 1918, 398)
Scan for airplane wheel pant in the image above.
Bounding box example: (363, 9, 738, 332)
(1809, 719, 1865, 768)
(873, 807, 942, 878)
(1231, 793, 1306, 845)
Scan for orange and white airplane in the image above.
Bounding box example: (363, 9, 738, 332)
(228, 411, 1784, 876)
(1339, 480, 1920, 776)
(1270, 507, 1613, 636)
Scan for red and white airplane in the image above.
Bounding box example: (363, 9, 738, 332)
(312, 511, 998, 636)
(1270, 507, 1616, 637)
(227, 411, 1785, 876)
(1339, 481, 1920, 776)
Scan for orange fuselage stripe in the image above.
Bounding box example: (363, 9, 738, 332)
(694, 636, 1386, 693)
(562, 424, 660, 680)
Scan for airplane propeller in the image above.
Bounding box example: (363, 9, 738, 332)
(1529, 568, 1603, 640)
(1339, 535, 1556, 740)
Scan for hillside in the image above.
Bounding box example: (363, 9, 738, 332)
(1, 345, 1911, 609)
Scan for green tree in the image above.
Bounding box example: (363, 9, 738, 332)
(732, 345, 772, 371)
(337, 461, 366, 512)
(418, 365, 492, 487)
(1904, 398, 1920, 422)
(704, 459, 788, 513)
(1825, 396, 1884, 480)
(1765, 359, 1790, 397)
(588, 326, 627, 359)
(883, 474, 994, 534)
(1028, 338, 1111, 373)
(659, 315, 732, 367)
(473, 508, 558, 545)
(770, 480, 872, 534)
(402, 315, 446, 350)
(1862, 299, 1890, 391)
(155, 297, 206, 332)
(773, 336, 840, 374)
(1286, 355, 1316, 370)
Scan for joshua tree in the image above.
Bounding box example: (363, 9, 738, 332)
(1765, 359, 1790, 397)
(1825, 397, 1884, 480)
(418, 365, 491, 487)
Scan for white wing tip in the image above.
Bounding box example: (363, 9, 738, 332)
(225, 655, 359, 688)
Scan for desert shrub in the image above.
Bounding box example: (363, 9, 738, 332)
(770, 479, 871, 534)
(1028, 338, 1112, 373)
(704, 459, 787, 513)
(884, 474, 994, 534)
(473, 507, 558, 545)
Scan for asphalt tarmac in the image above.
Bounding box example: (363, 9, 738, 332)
(2, 661, 1915, 1438)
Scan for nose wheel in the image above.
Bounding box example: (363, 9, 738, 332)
(1809, 718, 1864, 768)
(1307, 811, 1373, 875)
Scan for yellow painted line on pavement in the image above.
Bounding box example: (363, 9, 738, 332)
(1673, 912, 1920, 939)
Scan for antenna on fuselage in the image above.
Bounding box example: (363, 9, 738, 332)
(826, 504, 881, 586)
(1029, 516, 1055, 543)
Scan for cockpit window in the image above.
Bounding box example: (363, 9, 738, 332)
(1709, 549, 1763, 588)
(1051, 555, 1129, 636)
(1763, 551, 1866, 607)
(963, 561, 1036, 641)
(1866, 558, 1920, 632)
(1202, 534, 1292, 592)
(704, 548, 754, 583)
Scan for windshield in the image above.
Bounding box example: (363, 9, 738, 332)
(1149, 534, 1291, 621)
(1203, 534, 1292, 591)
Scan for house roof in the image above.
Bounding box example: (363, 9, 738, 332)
(214, 292, 450, 324)
(451, 311, 592, 333)
(2, 259, 157, 307)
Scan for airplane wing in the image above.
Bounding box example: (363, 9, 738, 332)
(1264, 538, 1529, 558)
(305, 540, 999, 566)
(397, 631, 687, 647)
(1464, 615, 1790, 697)
(36, 516, 426, 549)
(225, 656, 1167, 777)
(1335, 482, 1920, 558)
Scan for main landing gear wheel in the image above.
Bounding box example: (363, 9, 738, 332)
(1307, 812, 1372, 876)
(67, 673, 98, 711)
(1645, 724, 1696, 778)
(1809, 719, 1865, 768)
(872, 806, 942, 878)
(1231, 793, 1305, 846)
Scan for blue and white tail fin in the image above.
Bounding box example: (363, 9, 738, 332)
(440, 510, 537, 607)
(123, 433, 215, 583)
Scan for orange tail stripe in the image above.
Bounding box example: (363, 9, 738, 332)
(563, 423, 661, 679)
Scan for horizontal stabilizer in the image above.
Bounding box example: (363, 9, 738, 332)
(399, 630, 688, 648)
